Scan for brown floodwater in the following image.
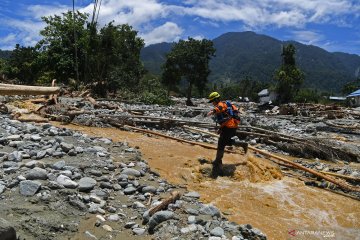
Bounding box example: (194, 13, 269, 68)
(54, 123, 360, 240)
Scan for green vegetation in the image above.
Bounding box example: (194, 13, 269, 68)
(274, 44, 304, 103)
(141, 32, 360, 93)
(342, 78, 360, 95)
(0, 11, 153, 100)
(216, 77, 268, 101)
(161, 37, 215, 105)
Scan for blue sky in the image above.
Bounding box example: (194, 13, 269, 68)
(0, 0, 359, 55)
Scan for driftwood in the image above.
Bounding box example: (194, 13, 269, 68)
(325, 121, 359, 130)
(321, 171, 360, 181)
(238, 125, 358, 162)
(0, 83, 59, 95)
(85, 97, 121, 110)
(114, 124, 237, 154)
(148, 191, 181, 216)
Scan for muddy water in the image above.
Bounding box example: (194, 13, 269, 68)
(56, 124, 360, 240)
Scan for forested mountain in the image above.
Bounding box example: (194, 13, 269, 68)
(0, 50, 12, 59)
(141, 31, 360, 92)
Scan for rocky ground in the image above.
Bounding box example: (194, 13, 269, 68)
(0, 113, 267, 240)
(1, 96, 359, 239)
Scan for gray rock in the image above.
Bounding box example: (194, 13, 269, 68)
(47, 181, 65, 190)
(3, 162, 18, 169)
(84, 231, 98, 240)
(107, 214, 119, 222)
(78, 177, 97, 192)
(19, 180, 41, 196)
(52, 151, 65, 157)
(7, 135, 21, 141)
(75, 147, 84, 153)
(0, 218, 17, 240)
(25, 160, 38, 168)
(52, 160, 66, 170)
(148, 211, 174, 233)
(210, 227, 224, 237)
(68, 196, 87, 211)
(184, 191, 200, 198)
(199, 204, 221, 217)
(0, 185, 5, 194)
(122, 168, 141, 177)
(132, 228, 145, 235)
(180, 224, 197, 234)
(113, 184, 122, 191)
(36, 150, 47, 159)
(142, 186, 157, 194)
(133, 201, 145, 209)
(30, 135, 42, 141)
(7, 151, 22, 162)
(208, 237, 222, 240)
(89, 169, 102, 177)
(124, 186, 136, 195)
(188, 216, 196, 224)
(93, 146, 107, 152)
(125, 222, 137, 229)
(4, 167, 18, 174)
(56, 174, 78, 189)
(60, 142, 74, 152)
(25, 167, 48, 180)
(186, 208, 199, 216)
(68, 149, 77, 156)
(99, 182, 113, 189)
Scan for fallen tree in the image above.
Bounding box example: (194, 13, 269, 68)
(0, 83, 60, 95)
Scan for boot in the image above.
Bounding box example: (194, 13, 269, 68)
(212, 150, 224, 177)
(239, 142, 248, 154)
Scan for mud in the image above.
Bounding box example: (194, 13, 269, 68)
(57, 123, 360, 240)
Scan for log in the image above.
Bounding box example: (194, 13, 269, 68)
(148, 191, 181, 216)
(121, 124, 236, 154)
(0, 83, 59, 95)
(325, 121, 359, 130)
(99, 114, 214, 127)
(321, 171, 360, 181)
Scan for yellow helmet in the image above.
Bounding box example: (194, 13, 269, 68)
(208, 92, 220, 102)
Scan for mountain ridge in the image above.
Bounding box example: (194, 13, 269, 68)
(141, 31, 360, 92)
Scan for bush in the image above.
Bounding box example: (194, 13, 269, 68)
(138, 74, 173, 105)
(293, 89, 320, 103)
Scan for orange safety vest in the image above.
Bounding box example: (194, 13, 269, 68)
(213, 101, 240, 128)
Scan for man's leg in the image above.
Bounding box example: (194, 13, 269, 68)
(212, 130, 226, 177)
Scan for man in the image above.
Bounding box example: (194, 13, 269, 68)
(207, 92, 248, 177)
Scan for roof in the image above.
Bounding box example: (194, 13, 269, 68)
(329, 96, 346, 101)
(258, 89, 269, 96)
(347, 89, 360, 97)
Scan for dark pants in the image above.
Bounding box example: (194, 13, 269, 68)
(214, 127, 237, 164)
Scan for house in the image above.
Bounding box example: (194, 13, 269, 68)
(258, 89, 277, 104)
(347, 89, 360, 107)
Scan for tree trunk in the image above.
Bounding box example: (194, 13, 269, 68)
(0, 84, 60, 95)
(186, 82, 194, 106)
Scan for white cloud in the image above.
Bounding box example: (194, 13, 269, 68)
(0, 18, 45, 48)
(170, 0, 359, 29)
(1, 0, 360, 49)
(290, 30, 325, 45)
(192, 35, 204, 40)
(141, 22, 183, 45)
(0, 33, 16, 44)
(26, 4, 69, 19)
(87, 0, 169, 28)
